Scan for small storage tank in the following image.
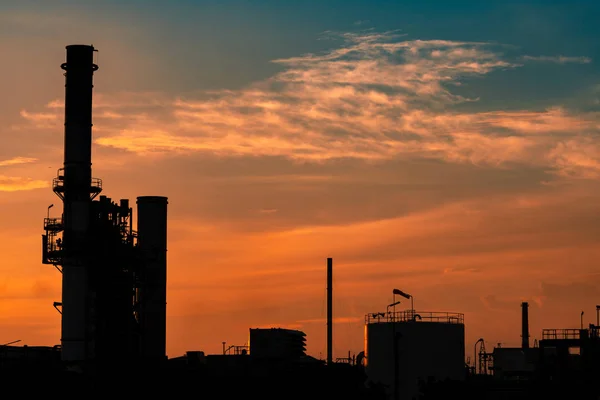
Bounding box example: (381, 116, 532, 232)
(364, 310, 465, 400)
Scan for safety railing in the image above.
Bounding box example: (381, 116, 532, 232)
(365, 310, 464, 325)
(542, 329, 581, 340)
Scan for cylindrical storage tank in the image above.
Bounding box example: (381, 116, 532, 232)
(365, 311, 465, 400)
(136, 196, 168, 361)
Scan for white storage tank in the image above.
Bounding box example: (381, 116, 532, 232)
(364, 310, 465, 400)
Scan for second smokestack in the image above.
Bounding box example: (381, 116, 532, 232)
(521, 301, 529, 349)
(327, 257, 332, 365)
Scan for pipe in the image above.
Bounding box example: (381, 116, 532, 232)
(59, 44, 98, 362)
(521, 302, 529, 349)
(137, 196, 169, 361)
(327, 257, 333, 365)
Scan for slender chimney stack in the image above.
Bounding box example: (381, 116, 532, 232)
(327, 257, 333, 365)
(521, 301, 529, 349)
(60, 44, 98, 362)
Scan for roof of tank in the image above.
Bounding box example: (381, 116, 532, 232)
(136, 196, 168, 203)
(365, 310, 464, 325)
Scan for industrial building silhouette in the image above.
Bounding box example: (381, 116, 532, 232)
(40, 44, 168, 368)
(1, 44, 599, 399)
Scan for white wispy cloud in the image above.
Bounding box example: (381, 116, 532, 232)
(18, 31, 600, 178)
(522, 55, 592, 64)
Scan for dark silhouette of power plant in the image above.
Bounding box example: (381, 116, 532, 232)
(1, 44, 600, 399)
(41, 45, 168, 369)
(0, 44, 379, 398)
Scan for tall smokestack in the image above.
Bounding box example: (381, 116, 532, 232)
(521, 301, 529, 349)
(137, 196, 168, 361)
(327, 257, 333, 365)
(59, 44, 98, 362)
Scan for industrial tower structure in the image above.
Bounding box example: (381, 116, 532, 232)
(41, 45, 168, 368)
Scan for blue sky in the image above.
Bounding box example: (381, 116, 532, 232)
(4, 0, 599, 95)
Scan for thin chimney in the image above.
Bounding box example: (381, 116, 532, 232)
(327, 257, 333, 364)
(521, 301, 529, 349)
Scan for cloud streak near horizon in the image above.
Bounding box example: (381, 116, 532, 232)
(17, 31, 599, 181)
(0, 157, 47, 192)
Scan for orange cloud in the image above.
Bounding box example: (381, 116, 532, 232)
(0, 157, 38, 167)
(0, 156, 48, 193)
(16, 33, 599, 179)
(0, 175, 48, 192)
(547, 138, 600, 178)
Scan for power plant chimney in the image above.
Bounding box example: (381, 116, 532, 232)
(327, 257, 333, 365)
(43, 45, 171, 367)
(521, 301, 529, 349)
(137, 196, 169, 361)
(59, 44, 100, 363)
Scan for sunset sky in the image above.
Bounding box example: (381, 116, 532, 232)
(1, 0, 600, 361)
